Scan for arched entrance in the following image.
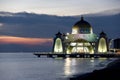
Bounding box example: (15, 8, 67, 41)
(67, 39, 94, 54)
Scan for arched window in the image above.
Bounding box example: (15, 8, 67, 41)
(98, 38, 107, 53)
(54, 38, 63, 53)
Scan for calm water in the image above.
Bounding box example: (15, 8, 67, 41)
(0, 53, 114, 80)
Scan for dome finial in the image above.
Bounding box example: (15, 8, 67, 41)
(81, 15, 84, 21)
(56, 30, 62, 36)
(100, 30, 106, 36)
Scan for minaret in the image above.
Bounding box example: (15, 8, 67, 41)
(97, 31, 109, 53)
(81, 16, 84, 21)
(52, 31, 64, 53)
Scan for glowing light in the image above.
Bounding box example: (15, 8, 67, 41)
(66, 48, 71, 54)
(66, 33, 70, 35)
(65, 36, 68, 39)
(98, 38, 107, 53)
(72, 27, 79, 34)
(77, 43, 83, 46)
(64, 58, 77, 76)
(69, 41, 94, 53)
(72, 47, 89, 53)
(72, 29, 77, 34)
(54, 38, 63, 53)
(70, 42, 76, 46)
(64, 58, 71, 76)
(67, 34, 97, 42)
(91, 28, 93, 34)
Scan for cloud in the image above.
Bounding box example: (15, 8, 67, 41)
(0, 0, 120, 16)
(0, 11, 120, 52)
(0, 35, 53, 46)
(0, 11, 120, 38)
(0, 12, 75, 38)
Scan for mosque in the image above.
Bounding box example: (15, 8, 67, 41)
(52, 16, 109, 54)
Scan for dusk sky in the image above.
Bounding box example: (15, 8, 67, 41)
(0, 0, 120, 52)
(0, 0, 120, 16)
(0, 36, 52, 45)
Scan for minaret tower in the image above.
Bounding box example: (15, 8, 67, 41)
(97, 31, 109, 53)
(52, 31, 64, 53)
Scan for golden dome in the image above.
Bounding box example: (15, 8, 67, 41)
(72, 16, 93, 34)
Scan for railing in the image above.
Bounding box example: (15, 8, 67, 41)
(33, 52, 120, 58)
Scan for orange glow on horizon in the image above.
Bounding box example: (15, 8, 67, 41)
(0, 36, 53, 46)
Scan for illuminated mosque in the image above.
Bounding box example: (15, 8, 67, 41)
(53, 16, 109, 54)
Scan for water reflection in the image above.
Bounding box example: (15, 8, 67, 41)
(64, 58, 71, 76)
(64, 58, 77, 76)
(0, 53, 113, 80)
(90, 58, 95, 63)
(63, 58, 108, 77)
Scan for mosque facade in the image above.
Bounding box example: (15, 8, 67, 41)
(52, 17, 109, 54)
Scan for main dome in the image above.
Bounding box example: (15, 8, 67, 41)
(72, 17, 93, 34)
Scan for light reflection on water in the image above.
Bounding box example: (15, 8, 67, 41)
(63, 58, 109, 78)
(64, 58, 71, 76)
(0, 53, 114, 80)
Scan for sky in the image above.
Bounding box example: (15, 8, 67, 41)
(0, 36, 52, 46)
(0, 0, 120, 52)
(0, 0, 120, 16)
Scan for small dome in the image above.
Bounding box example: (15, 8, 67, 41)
(100, 31, 107, 37)
(100, 31, 106, 35)
(72, 16, 93, 34)
(56, 31, 62, 36)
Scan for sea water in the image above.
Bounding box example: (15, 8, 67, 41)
(0, 53, 115, 80)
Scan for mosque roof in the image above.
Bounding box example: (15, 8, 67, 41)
(73, 16, 92, 29)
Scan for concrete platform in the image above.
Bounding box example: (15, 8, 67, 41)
(33, 52, 120, 58)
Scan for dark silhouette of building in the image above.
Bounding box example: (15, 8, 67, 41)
(114, 38, 120, 49)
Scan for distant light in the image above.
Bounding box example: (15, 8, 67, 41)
(66, 33, 70, 35)
(70, 43, 76, 46)
(65, 36, 68, 39)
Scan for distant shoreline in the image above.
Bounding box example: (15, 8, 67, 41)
(70, 58, 120, 80)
